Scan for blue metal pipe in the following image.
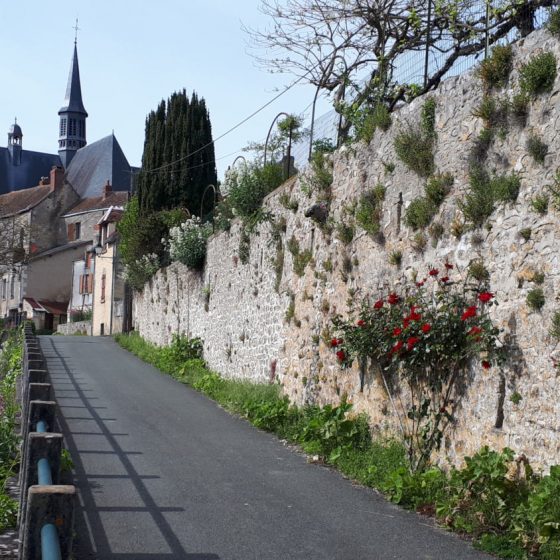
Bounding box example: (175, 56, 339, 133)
(37, 419, 47, 433)
(38, 458, 53, 485)
(41, 523, 62, 560)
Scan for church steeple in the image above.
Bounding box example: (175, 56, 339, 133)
(58, 39, 88, 168)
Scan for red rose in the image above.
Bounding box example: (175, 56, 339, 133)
(409, 311, 422, 322)
(478, 292, 494, 303)
(388, 293, 400, 305)
(357, 319, 365, 327)
(481, 360, 491, 369)
(445, 263, 454, 270)
(468, 326, 482, 336)
(429, 269, 439, 276)
(390, 340, 404, 354)
(461, 306, 477, 321)
(440, 276, 449, 283)
(374, 299, 384, 309)
(403, 317, 411, 329)
(421, 323, 431, 334)
(336, 350, 346, 362)
(407, 336, 421, 350)
(330, 338, 339, 347)
(393, 327, 403, 336)
(416, 281, 425, 287)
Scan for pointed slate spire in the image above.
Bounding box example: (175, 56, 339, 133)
(58, 41, 88, 168)
(59, 43, 88, 116)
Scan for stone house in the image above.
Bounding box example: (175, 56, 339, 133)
(0, 167, 80, 327)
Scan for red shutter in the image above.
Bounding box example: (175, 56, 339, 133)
(79, 275, 84, 294)
(67, 223, 76, 241)
(88, 274, 94, 294)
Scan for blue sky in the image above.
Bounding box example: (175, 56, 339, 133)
(0, 0, 334, 180)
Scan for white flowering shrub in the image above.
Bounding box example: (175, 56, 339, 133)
(123, 253, 160, 290)
(167, 217, 211, 270)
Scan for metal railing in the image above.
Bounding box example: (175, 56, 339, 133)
(19, 323, 75, 560)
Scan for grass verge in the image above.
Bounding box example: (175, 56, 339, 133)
(115, 332, 560, 559)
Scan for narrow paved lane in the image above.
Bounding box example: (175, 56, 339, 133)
(41, 336, 492, 560)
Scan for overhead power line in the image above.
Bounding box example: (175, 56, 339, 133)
(140, 73, 309, 176)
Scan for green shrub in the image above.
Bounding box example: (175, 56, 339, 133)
(394, 126, 435, 177)
(477, 45, 513, 89)
(460, 167, 520, 226)
(279, 193, 299, 212)
(336, 222, 355, 244)
(472, 96, 508, 129)
(468, 260, 490, 282)
(293, 250, 312, 277)
(531, 194, 549, 215)
(388, 250, 402, 266)
(167, 217, 212, 269)
(355, 185, 385, 235)
(227, 163, 283, 219)
(533, 271, 545, 285)
(123, 253, 160, 291)
(469, 127, 495, 164)
(404, 198, 436, 230)
(550, 311, 560, 339)
(510, 92, 530, 124)
(425, 173, 453, 206)
(420, 98, 437, 137)
(527, 134, 548, 164)
(548, 8, 560, 37)
(238, 228, 251, 264)
(491, 173, 520, 203)
(519, 52, 558, 96)
(351, 103, 392, 143)
(527, 288, 545, 311)
(519, 227, 532, 241)
(412, 232, 427, 252)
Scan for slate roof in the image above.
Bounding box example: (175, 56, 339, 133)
(65, 134, 134, 198)
(59, 44, 87, 116)
(30, 240, 90, 260)
(0, 148, 61, 195)
(63, 191, 129, 216)
(0, 185, 52, 218)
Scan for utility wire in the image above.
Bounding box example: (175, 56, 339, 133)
(140, 73, 309, 175)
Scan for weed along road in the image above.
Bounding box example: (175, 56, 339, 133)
(41, 335, 492, 560)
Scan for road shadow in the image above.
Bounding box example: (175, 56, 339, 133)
(42, 338, 220, 560)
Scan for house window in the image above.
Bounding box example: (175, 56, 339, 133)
(100, 273, 106, 303)
(75, 222, 81, 240)
(79, 274, 93, 295)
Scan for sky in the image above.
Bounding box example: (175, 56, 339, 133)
(0, 0, 335, 180)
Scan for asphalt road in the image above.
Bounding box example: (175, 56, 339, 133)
(40, 336, 493, 560)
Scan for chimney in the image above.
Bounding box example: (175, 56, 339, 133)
(102, 180, 112, 200)
(49, 166, 64, 191)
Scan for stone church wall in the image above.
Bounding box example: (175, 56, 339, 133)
(134, 29, 560, 469)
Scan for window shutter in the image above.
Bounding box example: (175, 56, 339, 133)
(88, 274, 94, 294)
(67, 223, 76, 241)
(79, 275, 84, 294)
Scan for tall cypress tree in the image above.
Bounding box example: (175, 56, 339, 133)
(137, 90, 217, 217)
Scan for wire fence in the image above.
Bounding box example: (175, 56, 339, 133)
(285, 1, 553, 172)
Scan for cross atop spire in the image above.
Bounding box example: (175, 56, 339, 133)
(73, 18, 80, 45)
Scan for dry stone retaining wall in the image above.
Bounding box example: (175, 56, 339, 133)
(134, 29, 560, 469)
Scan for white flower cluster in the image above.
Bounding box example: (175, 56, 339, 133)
(167, 217, 211, 269)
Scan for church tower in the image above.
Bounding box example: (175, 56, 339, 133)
(58, 41, 88, 168)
